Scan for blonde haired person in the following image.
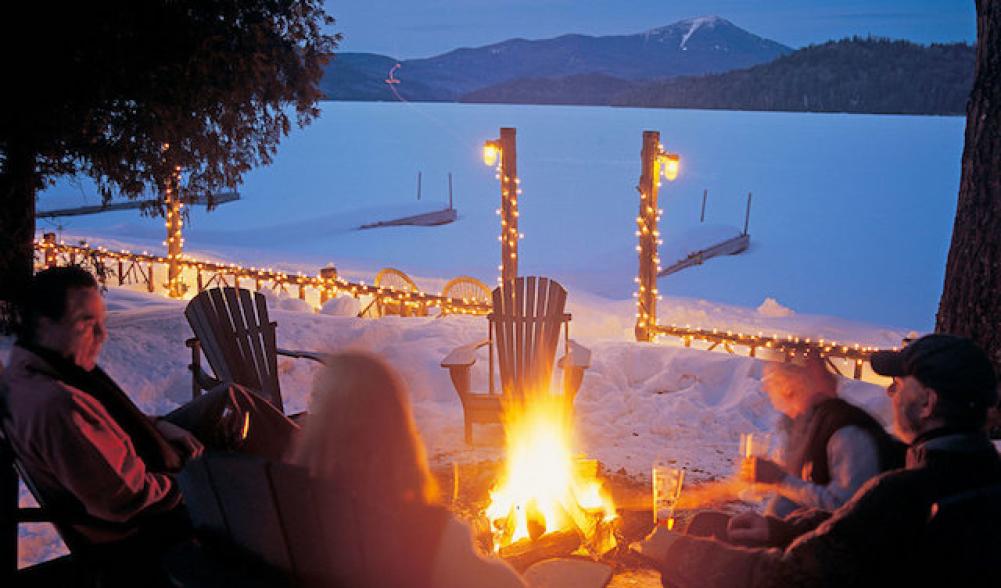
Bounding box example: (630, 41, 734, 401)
(291, 352, 525, 588)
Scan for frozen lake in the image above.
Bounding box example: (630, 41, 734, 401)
(39, 102, 965, 331)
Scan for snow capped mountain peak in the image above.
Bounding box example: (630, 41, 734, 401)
(643, 16, 730, 39)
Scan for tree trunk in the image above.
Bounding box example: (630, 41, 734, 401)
(936, 0, 1001, 369)
(0, 138, 38, 331)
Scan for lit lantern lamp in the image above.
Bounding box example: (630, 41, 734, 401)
(659, 152, 680, 182)
(483, 140, 500, 167)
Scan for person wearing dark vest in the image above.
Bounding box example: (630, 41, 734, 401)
(290, 352, 525, 588)
(746, 355, 904, 518)
(0, 267, 299, 555)
(680, 355, 903, 544)
(634, 334, 1001, 587)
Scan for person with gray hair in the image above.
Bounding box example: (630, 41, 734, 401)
(636, 334, 1001, 587)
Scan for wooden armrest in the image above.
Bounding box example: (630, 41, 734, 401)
(185, 337, 199, 348)
(190, 364, 222, 391)
(558, 339, 592, 369)
(441, 339, 490, 368)
(276, 348, 327, 364)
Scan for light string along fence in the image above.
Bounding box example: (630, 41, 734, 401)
(33, 235, 492, 317)
(632, 129, 886, 380)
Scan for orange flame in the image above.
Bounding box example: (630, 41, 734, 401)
(485, 394, 616, 553)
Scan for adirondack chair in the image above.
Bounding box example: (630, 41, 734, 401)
(171, 453, 448, 587)
(439, 276, 491, 317)
(185, 287, 325, 413)
(0, 412, 156, 586)
(441, 276, 592, 444)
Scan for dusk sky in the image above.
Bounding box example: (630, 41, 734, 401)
(327, 0, 975, 58)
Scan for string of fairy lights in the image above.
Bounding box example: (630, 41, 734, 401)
(33, 238, 492, 316)
(32, 129, 887, 374)
(483, 128, 522, 285)
(631, 130, 881, 377)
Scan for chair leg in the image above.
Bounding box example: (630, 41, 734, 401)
(1, 455, 17, 586)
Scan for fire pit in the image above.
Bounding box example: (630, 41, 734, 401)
(481, 394, 618, 566)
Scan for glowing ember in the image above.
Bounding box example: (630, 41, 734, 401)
(485, 394, 617, 554)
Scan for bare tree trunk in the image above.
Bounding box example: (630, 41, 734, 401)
(0, 138, 37, 331)
(936, 0, 1001, 368)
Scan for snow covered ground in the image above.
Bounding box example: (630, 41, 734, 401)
(8, 101, 962, 566)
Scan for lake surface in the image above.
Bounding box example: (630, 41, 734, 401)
(40, 102, 965, 331)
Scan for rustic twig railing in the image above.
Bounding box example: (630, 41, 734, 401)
(650, 324, 882, 380)
(33, 236, 491, 316)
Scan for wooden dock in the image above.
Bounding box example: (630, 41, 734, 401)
(37, 191, 240, 218)
(658, 233, 750, 277)
(359, 207, 457, 229)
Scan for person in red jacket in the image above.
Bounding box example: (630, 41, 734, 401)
(0, 266, 297, 550)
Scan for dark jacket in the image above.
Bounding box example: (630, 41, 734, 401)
(660, 430, 1001, 587)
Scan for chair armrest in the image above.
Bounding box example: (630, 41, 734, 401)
(276, 348, 327, 364)
(558, 339, 591, 370)
(185, 337, 199, 349)
(190, 365, 222, 391)
(441, 339, 490, 368)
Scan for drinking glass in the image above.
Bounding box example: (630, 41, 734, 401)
(652, 461, 685, 527)
(739, 432, 774, 459)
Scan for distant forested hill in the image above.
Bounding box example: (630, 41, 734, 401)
(613, 38, 975, 115)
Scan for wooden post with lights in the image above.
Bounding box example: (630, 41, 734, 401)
(485, 127, 520, 284)
(635, 131, 679, 342)
(164, 165, 185, 298)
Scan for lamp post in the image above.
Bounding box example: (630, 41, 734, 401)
(483, 127, 520, 284)
(635, 131, 680, 342)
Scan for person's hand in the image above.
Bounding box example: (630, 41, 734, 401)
(155, 419, 205, 460)
(727, 511, 770, 544)
(746, 457, 786, 484)
(629, 525, 680, 563)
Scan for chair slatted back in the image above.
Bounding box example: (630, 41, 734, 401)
(202, 454, 292, 573)
(490, 277, 568, 399)
(269, 463, 364, 587)
(185, 287, 283, 409)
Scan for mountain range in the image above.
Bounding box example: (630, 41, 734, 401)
(320, 17, 791, 102)
(320, 17, 974, 115)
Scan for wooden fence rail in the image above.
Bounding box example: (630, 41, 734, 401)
(650, 324, 884, 379)
(33, 236, 491, 316)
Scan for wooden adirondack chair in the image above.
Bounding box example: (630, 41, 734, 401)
(185, 287, 325, 413)
(441, 277, 592, 444)
(1, 413, 155, 586)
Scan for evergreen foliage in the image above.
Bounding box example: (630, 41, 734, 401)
(0, 1, 339, 317)
(615, 37, 974, 115)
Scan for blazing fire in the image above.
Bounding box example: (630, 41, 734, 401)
(485, 394, 617, 555)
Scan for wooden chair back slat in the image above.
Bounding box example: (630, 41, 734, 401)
(202, 454, 292, 573)
(212, 287, 260, 388)
(490, 277, 568, 399)
(186, 287, 282, 409)
(268, 463, 345, 586)
(176, 456, 228, 540)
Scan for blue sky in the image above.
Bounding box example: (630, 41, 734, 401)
(326, 0, 975, 58)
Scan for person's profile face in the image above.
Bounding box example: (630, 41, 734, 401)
(43, 287, 108, 371)
(762, 365, 797, 417)
(888, 375, 926, 443)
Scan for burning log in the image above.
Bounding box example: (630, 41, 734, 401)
(499, 528, 582, 571)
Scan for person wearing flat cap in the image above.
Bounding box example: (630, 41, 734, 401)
(634, 333, 1001, 588)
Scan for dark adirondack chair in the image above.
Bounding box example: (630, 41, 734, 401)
(185, 287, 325, 413)
(0, 411, 154, 586)
(440, 276, 592, 444)
(173, 452, 453, 588)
